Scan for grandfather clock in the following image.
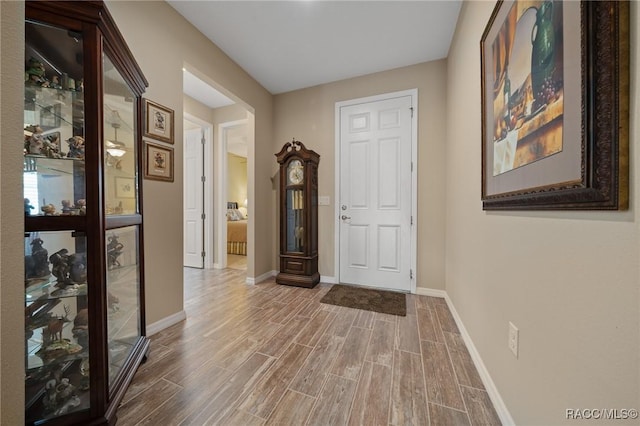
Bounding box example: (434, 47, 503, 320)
(275, 139, 320, 288)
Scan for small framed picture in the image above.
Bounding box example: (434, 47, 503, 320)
(115, 177, 136, 198)
(143, 99, 174, 144)
(144, 141, 174, 182)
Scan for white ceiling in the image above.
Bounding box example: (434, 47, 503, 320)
(170, 0, 462, 95)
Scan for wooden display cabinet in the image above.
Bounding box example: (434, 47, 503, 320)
(23, 1, 148, 424)
(275, 140, 320, 288)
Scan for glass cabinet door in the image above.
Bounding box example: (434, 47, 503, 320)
(24, 20, 86, 217)
(103, 54, 139, 216)
(102, 52, 143, 390)
(24, 19, 89, 423)
(25, 232, 90, 422)
(105, 226, 142, 387)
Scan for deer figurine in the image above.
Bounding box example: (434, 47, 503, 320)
(43, 305, 71, 345)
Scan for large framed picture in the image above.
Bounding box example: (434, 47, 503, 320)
(480, 1, 629, 210)
(144, 142, 174, 182)
(143, 99, 174, 144)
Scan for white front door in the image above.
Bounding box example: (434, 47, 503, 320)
(183, 127, 204, 268)
(338, 93, 414, 291)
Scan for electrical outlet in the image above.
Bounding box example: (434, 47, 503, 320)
(508, 322, 519, 358)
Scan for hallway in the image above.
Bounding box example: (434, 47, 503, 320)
(116, 268, 501, 425)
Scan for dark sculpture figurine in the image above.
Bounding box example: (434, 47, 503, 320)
(107, 235, 124, 269)
(68, 253, 87, 283)
(25, 238, 50, 280)
(49, 249, 87, 288)
(49, 249, 71, 287)
(24, 198, 35, 216)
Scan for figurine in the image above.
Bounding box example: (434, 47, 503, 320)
(24, 198, 34, 216)
(42, 379, 59, 413)
(25, 238, 50, 280)
(68, 253, 87, 283)
(50, 75, 62, 89)
(26, 57, 49, 87)
(24, 124, 45, 155)
(75, 199, 86, 215)
(40, 137, 63, 159)
(49, 249, 71, 287)
(66, 135, 85, 159)
(41, 204, 56, 215)
(61, 199, 73, 215)
(107, 235, 124, 269)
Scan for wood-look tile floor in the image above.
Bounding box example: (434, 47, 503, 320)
(116, 268, 501, 426)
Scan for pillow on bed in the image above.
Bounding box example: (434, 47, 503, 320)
(227, 209, 245, 221)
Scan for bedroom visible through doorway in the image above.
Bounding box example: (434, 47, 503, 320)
(220, 119, 249, 272)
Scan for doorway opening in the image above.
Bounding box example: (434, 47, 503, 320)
(182, 67, 253, 275)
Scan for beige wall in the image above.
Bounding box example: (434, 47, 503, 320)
(106, 1, 274, 323)
(227, 154, 248, 207)
(274, 61, 447, 288)
(446, 2, 639, 424)
(0, 2, 26, 424)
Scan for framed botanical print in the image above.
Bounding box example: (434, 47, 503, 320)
(480, 1, 629, 210)
(144, 141, 174, 182)
(143, 99, 174, 144)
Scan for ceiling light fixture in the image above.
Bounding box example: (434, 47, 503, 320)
(105, 122, 126, 157)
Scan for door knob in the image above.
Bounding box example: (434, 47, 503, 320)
(341, 215, 351, 220)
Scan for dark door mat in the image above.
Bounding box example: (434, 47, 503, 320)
(320, 284, 406, 316)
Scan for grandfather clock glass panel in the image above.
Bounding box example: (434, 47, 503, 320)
(276, 140, 320, 288)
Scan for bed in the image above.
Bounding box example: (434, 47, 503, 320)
(227, 202, 247, 255)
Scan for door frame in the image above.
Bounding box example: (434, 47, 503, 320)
(216, 118, 248, 269)
(184, 113, 214, 269)
(334, 89, 418, 293)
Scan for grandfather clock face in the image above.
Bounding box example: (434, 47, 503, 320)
(287, 159, 304, 185)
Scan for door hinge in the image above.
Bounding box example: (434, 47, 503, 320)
(410, 269, 413, 279)
(411, 162, 413, 172)
(411, 216, 413, 226)
(201, 176, 206, 183)
(201, 251, 206, 258)
(410, 106, 414, 118)
(201, 213, 206, 220)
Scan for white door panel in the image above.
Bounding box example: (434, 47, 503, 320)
(184, 128, 204, 268)
(339, 95, 413, 291)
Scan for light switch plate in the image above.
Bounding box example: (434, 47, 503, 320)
(318, 196, 330, 206)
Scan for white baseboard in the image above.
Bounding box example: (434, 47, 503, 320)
(415, 287, 447, 298)
(246, 270, 277, 285)
(443, 294, 515, 426)
(320, 275, 337, 284)
(146, 310, 186, 336)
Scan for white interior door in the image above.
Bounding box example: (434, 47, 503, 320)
(339, 94, 414, 291)
(184, 127, 204, 268)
